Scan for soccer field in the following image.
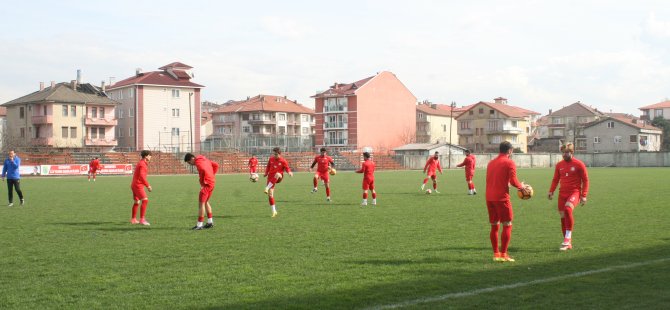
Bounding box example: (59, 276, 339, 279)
(1, 168, 669, 309)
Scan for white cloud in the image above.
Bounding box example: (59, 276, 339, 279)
(261, 16, 315, 40)
(645, 12, 670, 38)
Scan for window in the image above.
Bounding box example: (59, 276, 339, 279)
(90, 128, 98, 139)
(118, 128, 124, 137)
(302, 115, 309, 122)
(640, 135, 649, 146)
(119, 109, 125, 119)
(442, 124, 447, 132)
(129, 108, 134, 117)
(99, 127, 105, 138)
(253, 126, 260, 133)
(92, 107, 98, 118)
(129, 127, 134, 137)
(551, 117, 563, 124)
(171, 127, 180, 136)
(460, 121, 471, 129)
(418, 112, 424, 119)
(243, 126, 250, 133)
(129, 88, 135, 98)
(302, 127, 309, 134)
(19, 107, 25, 119)
(172, 109, 180, 117)
(630, 135, 637, 143)
(491, 136, 502, 143)
(512, 136, 518, 143)
(577, 139, 587, 148)
(172, 89, 180, 98)
(511, 120, 518, 128)
(552, 129, 564, 137)
(71, 105, 76, 117)
(607, 121, 615, 128)
(252, 114, 260, 120)
(279, 126, 286, 135)
(62, 127, 69, 138)
(489, 109, 495, 115)
(70, 127, 77, 138)
(594, 136, 601, 143)
(655, 109, 663, 117)
(242, 114, 249, 121)
(20, 128, 25, 138)
(479, 108, 484, 114)
(614, 136, 622, 144)
(278, 114, 286, 121)
(469, 110, 473, 115)
(62, 105, 68, 117)
(99, 108, 105, 118)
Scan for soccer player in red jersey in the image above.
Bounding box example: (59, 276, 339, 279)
(421, 151, 443, 193)
(548, 143, 589, 251)
(88, 156, 101, 182)
(356, 152, 376, 206)
(263, 147, 293, 217)
(486, 141, 527, 262)
(310, 147, 335, 202)
(248, 154, 258, 178)
(456, 149, 477, 195)
(130, 150, 152, 226)
(184, 153, 220, 230)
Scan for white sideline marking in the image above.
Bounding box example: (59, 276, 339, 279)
(367, 257, 670, 309)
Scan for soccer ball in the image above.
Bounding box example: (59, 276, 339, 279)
(329, 168, 337, 176)
(517, 184, 534, 200)
(250, 173, 259, 182)
(425, 189, 432, 194)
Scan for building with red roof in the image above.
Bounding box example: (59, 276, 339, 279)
(532, 101, 606, 152)
(639, 100, 670, 121)
(455, 97, 540, 153)
(312, 71, 417, 152)
(583, 114, 662, 152)
(105, 62, 204, 152)
(415, 101, 464, 144)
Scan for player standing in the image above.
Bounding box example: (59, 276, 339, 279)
(421, 151, 443, 193)
(264, 147, 293, 217)
(184, 153, 220, 230)
(485, 141, 527, 262)
(356, 152, 376, 206)
(310, 147, 335, 202)
(130, 150, 152, 226)
(248, 154, 258, 178)
(88, 156, 101, 182)
(548, 143, 589, 251)
(456, 149, 477, 195)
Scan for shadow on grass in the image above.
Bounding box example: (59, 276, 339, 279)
(202, 244, 670, 309)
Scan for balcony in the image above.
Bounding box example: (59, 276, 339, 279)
(488, 126, 524, 134)
(85, 118, 118, 126)
(31, 115, 53, 124)
(85, 138, 118, 146)
(323, 122, 348, 129)
(323, 106, 348, 113)
(324, 138, 348, 146)
(547, 123, 566, 128)
(33, 137, 55, 146)
(247, 118, 276, 125)
(458, 128, 473, 135)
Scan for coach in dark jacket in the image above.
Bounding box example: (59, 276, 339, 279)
(2, 150, 24, 206)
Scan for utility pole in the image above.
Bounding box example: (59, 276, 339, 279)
(448, 101, 456, 169)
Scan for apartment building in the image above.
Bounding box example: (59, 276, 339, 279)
(639, 100, 670, 121)
(312, 71, 417, 152)
(456, 97, 540, 153)
(2, 80, 119, 151)
(106, 62, 204, 152)
(533, 101, 605, 152)
(416, 101, 464, 144)
(584, 114, 662, 152)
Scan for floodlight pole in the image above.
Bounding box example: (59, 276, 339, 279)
(448, 101, 456, 169)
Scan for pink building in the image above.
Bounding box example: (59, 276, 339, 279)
(312, 71, 417, 152)
(106, 62, 204, 152)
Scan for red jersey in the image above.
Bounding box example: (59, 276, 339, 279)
(248, 157, 258, 168)
(423, 157, 442, 174)
(485, 153, 523, 201)
(195, 155, 219, 187)
(457, 154, 476, 174)
(356, 159, 375, 180)
(89, 159, 100, 171)
(549, 158, 589, 197)
(131, 159, 150, 188)
(265, 156, 291, 176)
(311, 155, 334, 173)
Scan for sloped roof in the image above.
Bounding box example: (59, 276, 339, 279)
(417, 103, 456, 117)
(312, 75, 375, 98)
(456, 101, 540, 119)
(158, 62, 193, 70)
(3, 83, 118, 106)
(639, 100, 670, 110)
(549, 102, 604, 117)
(212, 95, 314, 114)
(108, 70, 204, 89)
(585, 114, 662, 131)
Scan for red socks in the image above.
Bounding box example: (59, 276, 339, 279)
(326, 188, 330, 197)
(564, 207, 574, 231)
(363, 192, 368, 199)
(372, 192, 377, 199)
(490, 224, 500, 253)
(140, 200, 148, 219)
(423, 178, 428, 184)
(131, 202, 139, 219)
(269, 197, 275, 205)
(207, 212, 213, 219)
(313, 178, 317, 188)
(198, 216, 204, 222)
(501, 225, 513, 254)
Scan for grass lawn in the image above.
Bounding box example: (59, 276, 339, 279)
(0, 167, 669, 309)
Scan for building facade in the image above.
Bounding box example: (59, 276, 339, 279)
(106, 62, 204, 152)
(415, 102, 461, 144)
(639, 100, 670, 121)
(584, 115, 663, 153)
(533, 101, 605, 152)
(456, 98, 540, 153)
(312, 71, 417, 152)
(2, 80, 119, 151)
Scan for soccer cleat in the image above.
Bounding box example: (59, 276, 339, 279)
(311, 188, 318, 193)
(139, 219, 150, 226)
(8, 203, 13, 207)
(192, 225, 203, 230)
(500, 253, 515, 262)
(271, 211, 278, 218)
(560, 238, 572, 251)
(473, 190, 477, 195)
(130, 218, 140, 224)
(468, 190, 473, 195)
(361, 201, 368, 207)
(263, 188, 269, 195)
(203, 223, 214, 229)
(372, 201, 377, 206)
(493, 252, 503, 262)
(20, 199, 24, 206)
(326, 197, 331, 202)
(433, 190, 440, 194)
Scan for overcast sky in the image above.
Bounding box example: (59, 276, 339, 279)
(2, 0, 669, 116)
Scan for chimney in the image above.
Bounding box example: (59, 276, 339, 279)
(101, 80, 106, 92)
(109, 77, 115, 85)
(39, 82, 44, 91)
(71, 80, 77, 90)
(494, 97, 507, 104)
(50, 81, 55, 88)
(136, 68, 142, 76)
(76, 69, 82, 84)
(430, 103, 437, 109)
(549, 109, 552, 115)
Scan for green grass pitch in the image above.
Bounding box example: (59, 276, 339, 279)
(1, 167, 669, 309)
